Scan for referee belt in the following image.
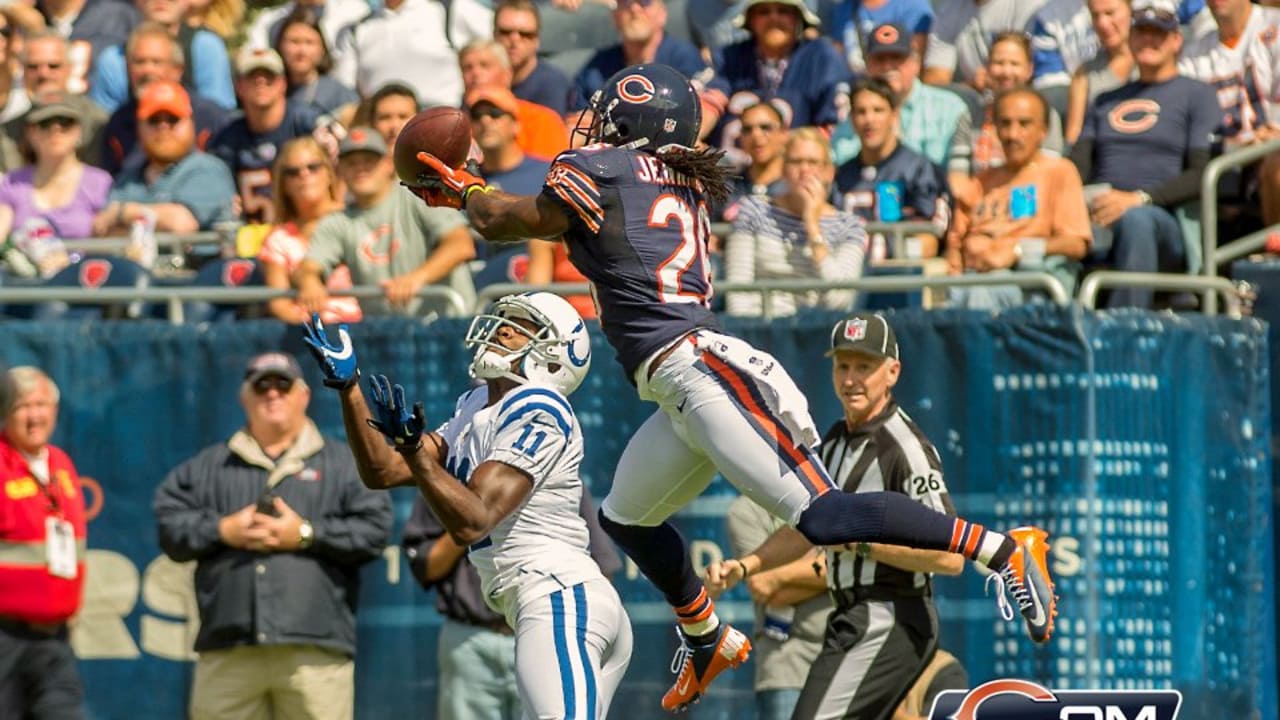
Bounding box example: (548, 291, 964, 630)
(829, 585, 930, 608)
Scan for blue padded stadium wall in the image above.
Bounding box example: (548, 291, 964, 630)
(0, 305, 1271, 720)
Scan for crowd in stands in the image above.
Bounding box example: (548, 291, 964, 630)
(0, 0, 1276, 319)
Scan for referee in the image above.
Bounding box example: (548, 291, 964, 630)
(705, 312, 964, 720)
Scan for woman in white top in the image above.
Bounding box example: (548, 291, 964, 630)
(725, 128, 868, 318)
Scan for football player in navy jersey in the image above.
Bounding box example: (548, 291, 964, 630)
(406, 63, 1060, 712)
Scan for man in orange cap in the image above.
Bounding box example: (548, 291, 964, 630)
(92, 80, 236, 235)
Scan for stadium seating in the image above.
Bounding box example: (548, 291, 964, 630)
(28, 256, 152, 321)
(180, 257, 264, 323)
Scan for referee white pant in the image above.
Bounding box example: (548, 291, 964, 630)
(514, 579, 633, 720)
(604, 331, 834, 528)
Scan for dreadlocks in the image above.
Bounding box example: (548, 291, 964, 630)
(656, 145, 734, 208)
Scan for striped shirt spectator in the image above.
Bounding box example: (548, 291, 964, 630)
(725, 129, 868, 317)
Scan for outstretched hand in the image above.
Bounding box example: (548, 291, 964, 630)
(301, 313, 359, 389)
(366, 374, 427, 452)
(411, 152, 486, 209)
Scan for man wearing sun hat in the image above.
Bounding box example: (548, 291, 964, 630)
(92, 80, 236, 235)
(154, 351, 392, 720)
(712, 0, 853, 161)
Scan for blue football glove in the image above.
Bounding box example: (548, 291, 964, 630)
(366, 374, 426, 452)
(302, 314, 359, 389)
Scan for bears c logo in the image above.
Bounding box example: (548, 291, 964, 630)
(874, 24, 900, 44)
(1107, 99, 1161, 134)
(617, 74, 656, 103)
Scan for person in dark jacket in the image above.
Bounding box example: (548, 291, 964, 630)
(153, 352, 393, 720)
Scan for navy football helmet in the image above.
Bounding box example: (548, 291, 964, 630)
(576, 63, 701, 152)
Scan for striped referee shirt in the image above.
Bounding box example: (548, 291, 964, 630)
(822, 400, 955, 596)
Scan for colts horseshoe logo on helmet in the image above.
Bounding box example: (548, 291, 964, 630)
(616, 74, 656, 103)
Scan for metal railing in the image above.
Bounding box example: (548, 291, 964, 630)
(1200, 138, 1280, 314)
(709, 220, 940, 259)
(0, 285, 468, 324)
(476, 272, 1071, 318)
(1077, 271, 1245, 317)
(61, 231, 226, 256)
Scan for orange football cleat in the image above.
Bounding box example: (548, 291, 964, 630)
(661, 623, 752, 713)
(995, 527, 1059, 644)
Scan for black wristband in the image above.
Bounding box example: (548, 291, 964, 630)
(322, 368, 360, 390)
(733, 558, 750, 578)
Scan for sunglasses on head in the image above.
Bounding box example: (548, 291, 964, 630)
(35, 117, 76, 131)
(470, 106, 511, 120)
(741, 122, 781, 134)
(252, 376, 295, 395)
(496, 26, 537, 39)
(283, 161, 325, 178)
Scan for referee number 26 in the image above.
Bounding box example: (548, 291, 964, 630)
(649, 194, 713, 306)
(912, 473, 943, 497)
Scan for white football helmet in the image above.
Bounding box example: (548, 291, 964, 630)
(464, 292, 592, 395)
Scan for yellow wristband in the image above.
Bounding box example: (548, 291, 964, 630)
(463, 184, 491, 207)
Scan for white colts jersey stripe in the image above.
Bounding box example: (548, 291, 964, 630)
(436, 383, 599, 619)
(551, 585, 597, 719)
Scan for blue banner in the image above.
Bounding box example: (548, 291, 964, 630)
(0, 305, 1271, 720)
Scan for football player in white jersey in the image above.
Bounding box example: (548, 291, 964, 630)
(302, 293, 634, 720)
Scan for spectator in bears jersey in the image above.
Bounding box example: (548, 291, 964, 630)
(88, 0, 236, 114)
(1070, 0, 1219, 309)
(724, 127, 868, 317)
(208, 47, 324, 226)
(835, 77, 949, 260)
(1177, 0, 1280, 226)
(714, 0, 851, 159)
(948, 88, 1091, 309)
(100, 23, 229, 177)
(574, 0, 728, 140)
(831, 24, 969, 197)
(494, 0, 577, 116)
(93, 81, 236, 235)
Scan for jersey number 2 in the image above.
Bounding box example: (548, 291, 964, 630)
(649, 194, 713, 306)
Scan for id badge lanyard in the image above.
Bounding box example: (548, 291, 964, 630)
(39, 479, 78, 580)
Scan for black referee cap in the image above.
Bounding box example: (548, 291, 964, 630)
(827, 313, 899, 360)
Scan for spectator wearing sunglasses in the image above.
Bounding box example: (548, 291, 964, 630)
(154, 352, 393, 720)
(34, 0, 139, 96)
(459, 41, 568, 161)
(99, 23, 231, 177)
(258, 136, 360, 324)
(494, 0, 576, 116)
(0, 95, 110, 275)
(1, 32, 108, 172)
(92, 80, 235, 236)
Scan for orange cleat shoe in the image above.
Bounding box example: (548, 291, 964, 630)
(661, 623, 752, 713)
(991, 527, 1058, 644)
